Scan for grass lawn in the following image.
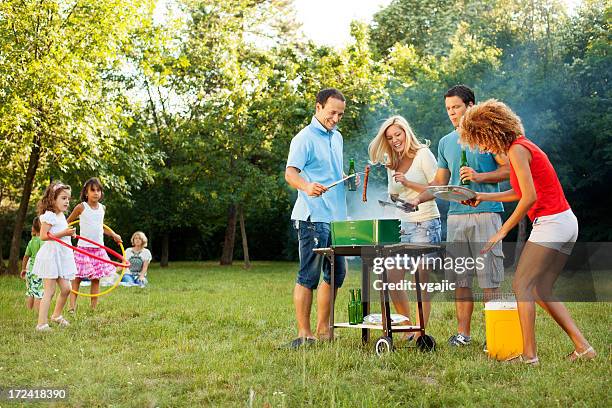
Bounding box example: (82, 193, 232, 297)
(1, 261, 610, 407)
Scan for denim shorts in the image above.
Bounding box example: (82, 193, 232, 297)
(294, 220, 346, 290)
(400, 218, 442, 244)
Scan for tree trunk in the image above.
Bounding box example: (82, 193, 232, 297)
(238, 204, 251, 269)
(0, 233, 5, 274)
(8, 134, 41, 275)
(0, 187, 5, 274)
(514, 216, 528, 267)
(161, 232, 169, 268)
(220, 203, 237, 266)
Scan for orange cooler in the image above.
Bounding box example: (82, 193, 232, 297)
(484, 301, 523, 360)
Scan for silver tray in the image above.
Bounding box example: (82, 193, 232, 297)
(427, 185, 476, 203)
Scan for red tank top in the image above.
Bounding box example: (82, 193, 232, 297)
(509, 136, 570, 221)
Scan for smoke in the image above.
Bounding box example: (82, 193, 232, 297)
(346, 164, 399, 221)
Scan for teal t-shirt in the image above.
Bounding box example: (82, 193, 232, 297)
(437, 130, 504, 215)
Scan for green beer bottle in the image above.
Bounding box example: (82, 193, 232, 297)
(356, 288, 363, 323)
(347, 158, 356, 191)
(348, 289, 356, 324)
(460, 149, 470, 185)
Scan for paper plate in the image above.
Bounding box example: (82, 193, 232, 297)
(364, 313, 410, 325)
(427, 185, 476, 203)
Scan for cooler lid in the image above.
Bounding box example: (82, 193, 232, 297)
(485, 301, 518, 310)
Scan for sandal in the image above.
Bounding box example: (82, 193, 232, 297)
(35, 323, 52, 332)
(505, 355, 540, 365)
(567, 346, 596, 362)
(51, 315, 70, 327)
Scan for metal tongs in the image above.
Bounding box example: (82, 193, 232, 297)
(378, 194, 419, 213)
(325, 171, 367, 189)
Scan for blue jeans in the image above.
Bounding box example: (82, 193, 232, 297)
(121, 273, 147, 287)
(294, 220, 346, 290)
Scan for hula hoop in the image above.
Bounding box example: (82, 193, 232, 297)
(48, 233, 129, 268)
(48, 221, 130, 297)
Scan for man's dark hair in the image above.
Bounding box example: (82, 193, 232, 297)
(316, 88, 345, 107)
(445, 85, 475, 106)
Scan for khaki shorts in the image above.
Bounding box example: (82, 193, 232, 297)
(445, 213, 505, 289)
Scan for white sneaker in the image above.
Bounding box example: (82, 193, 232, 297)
(36, 323, 52, 332)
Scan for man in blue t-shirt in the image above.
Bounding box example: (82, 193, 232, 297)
(284, 88, 349, 349)
(411, 85, 510, 347)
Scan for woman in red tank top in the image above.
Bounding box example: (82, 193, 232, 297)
(457, 99, 595, 364)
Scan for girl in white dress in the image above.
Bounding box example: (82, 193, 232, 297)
(32, 182, 78, 331)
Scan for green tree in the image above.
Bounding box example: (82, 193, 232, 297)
(0, 0, 156, 273)
(118, 0, 306, 266)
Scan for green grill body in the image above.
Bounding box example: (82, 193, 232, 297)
(331, 219, 401, 246)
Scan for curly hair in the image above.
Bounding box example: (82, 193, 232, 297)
(37, 182, 72, 215)
(458, 99, 524, 155)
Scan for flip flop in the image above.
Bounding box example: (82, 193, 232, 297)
(566, 346, 596, 362)
(504, 355, 539, 365)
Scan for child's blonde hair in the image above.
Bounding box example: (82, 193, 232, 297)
(37, 182, 71, 215)
(131, 231, 148, 247)
(368, 115, 429, 170)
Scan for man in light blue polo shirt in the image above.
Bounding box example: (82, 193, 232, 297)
(411, 85, 510, 347)
(284, 88, 348, 349)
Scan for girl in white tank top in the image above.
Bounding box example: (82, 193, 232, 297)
(67, 178, 123, 311)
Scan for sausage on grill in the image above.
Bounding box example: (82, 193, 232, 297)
(362, 165, 370, 202)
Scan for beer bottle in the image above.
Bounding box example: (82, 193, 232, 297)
(347, 158, 356, 191)
(460, 149, 470, 185)
(356, 288, 363, 323)
(348, 289, 356, 324)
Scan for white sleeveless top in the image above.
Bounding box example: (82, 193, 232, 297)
(78, 202, 105, 247)
(387, 148, 440, 223)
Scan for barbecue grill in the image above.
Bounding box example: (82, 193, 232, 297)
(330, 219, 400, 246)
(315, 220, 440, 355)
